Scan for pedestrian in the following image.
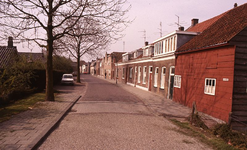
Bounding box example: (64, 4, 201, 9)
(105, 72, 106, 79)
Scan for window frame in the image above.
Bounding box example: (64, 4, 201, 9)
(154, 67, 159, 87)
(160, 67, 166, 89)
(143, 66, 147, 84)
(204, 78, 216, 95)
(174, 75, 181, 88)
(129, 67, 133, 79)
(122, 68, 125, 79)
(138, 66, 141, 83)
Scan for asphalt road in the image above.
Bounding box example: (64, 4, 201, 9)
(38, 75, 211, 150)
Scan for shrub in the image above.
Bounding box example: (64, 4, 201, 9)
(213, 124, 247, 149)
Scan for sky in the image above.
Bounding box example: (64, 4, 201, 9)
(107, 0, 246, 55)
(5, 0, 246, 62)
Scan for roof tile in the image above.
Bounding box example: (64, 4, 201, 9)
(176, 3, 247, 53)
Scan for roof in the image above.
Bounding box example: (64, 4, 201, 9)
(176, 3, 247, 54)
(111, 52, 125, 62)
(0, 46, 18, 68)
(186, 13, 225, 33)
(19, 52, 46, 63)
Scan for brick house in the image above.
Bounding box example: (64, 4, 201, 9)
(173, 3, 247, 131)
(116, 28, 197, 98)
(0, 37, 18, 69)
(95, 58, 102, 76)
(102, 52, 125, 79)
(90, 60, 96, 75)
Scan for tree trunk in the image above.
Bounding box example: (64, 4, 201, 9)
(77, 56, 81, 83)
(46, 44, 54, 101)
(76, 44, 81, 83)
(46, 1, 54, 101)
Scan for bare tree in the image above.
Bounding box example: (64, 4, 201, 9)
(56, 17, 117, 83)
(0, 0, 130, 101)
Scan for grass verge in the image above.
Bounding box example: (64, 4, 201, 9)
(0, 93, 45, 123)
(170, 119, 245, 150)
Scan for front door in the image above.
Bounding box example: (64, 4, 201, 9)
(168, 66, 175, 99)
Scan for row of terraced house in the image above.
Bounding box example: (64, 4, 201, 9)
(90, 3, 247, 132)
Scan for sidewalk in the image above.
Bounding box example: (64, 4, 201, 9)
(102, 77, 224, 128)
(0, 83, 86, 150)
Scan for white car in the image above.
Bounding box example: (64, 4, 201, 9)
(61, 74, 74, 85)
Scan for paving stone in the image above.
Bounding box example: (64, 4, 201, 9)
(0, 83, 84, 150)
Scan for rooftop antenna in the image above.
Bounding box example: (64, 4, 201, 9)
(139, 30, 146, 43)
(175, 15, 181, 28)
(158, 22, 162, 37)
(123, 41, 125, 52)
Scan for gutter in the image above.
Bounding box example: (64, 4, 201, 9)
(175, 42, 229, 55)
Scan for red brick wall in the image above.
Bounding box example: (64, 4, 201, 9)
(174, 45, 235, 122)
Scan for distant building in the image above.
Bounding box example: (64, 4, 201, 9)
(0, 37, 18, 69)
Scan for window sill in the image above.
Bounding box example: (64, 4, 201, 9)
(204, 92, 215, 96)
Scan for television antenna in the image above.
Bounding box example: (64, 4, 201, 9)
(139, 30, 146, 43)
(158, 22, 162, 37)
(175, 15, 181, 28)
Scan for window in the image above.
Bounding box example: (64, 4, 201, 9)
(149, 66, 153, 73)
(154, 67, 159, 87)
(167, 39, 170, 52)
(122, 68, 125, 79)
(174, 75, 181, 88)
(143, 66, 147, 84)
(173, 36, 176, 51)
(170, 37, 173, 51)
(204, 78, 216, 95)
(138, 66, 141, 83)
(129, 67, 133, 79)
(160, 67, 166, 89)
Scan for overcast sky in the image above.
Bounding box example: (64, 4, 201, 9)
(107, 0, 246, 55)
(8, 1, 246, 62)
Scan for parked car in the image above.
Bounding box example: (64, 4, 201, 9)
(61, 74, 74, 85)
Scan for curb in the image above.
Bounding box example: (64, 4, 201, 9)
(28, 96, 82, 150)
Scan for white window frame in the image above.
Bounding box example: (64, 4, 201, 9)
(129, 67, 133, 79)
(160, 67, 166, 89)
(138, 66, 141, 83)
(154, 67, 159, 87)
(204, 78, 216, 95)
(122, 68, 125, 79)
(143, 66, 147, 84)
(174, 75, 181, 88)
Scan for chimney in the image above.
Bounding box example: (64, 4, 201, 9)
(145, 41, 149, 46)
(179, 26, 184, 31)
(8, 37, 13, 48)
(191, 19, 199, 27)
(234, 3, 238, 8)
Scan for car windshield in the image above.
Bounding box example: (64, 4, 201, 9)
(64, 75, 72, 78)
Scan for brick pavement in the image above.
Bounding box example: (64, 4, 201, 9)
(0, 83, 86, 150)
(100, 76, 225, 128)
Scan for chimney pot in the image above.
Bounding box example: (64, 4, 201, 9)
(8, 36, 13, 48)
(179, 26, 184, 31)
(234, 3, 238, 8)
(145, 41, 149, 46)
(191, 19, 199, 27)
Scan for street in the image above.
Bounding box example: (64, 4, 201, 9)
(38, 75, 211, 150)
